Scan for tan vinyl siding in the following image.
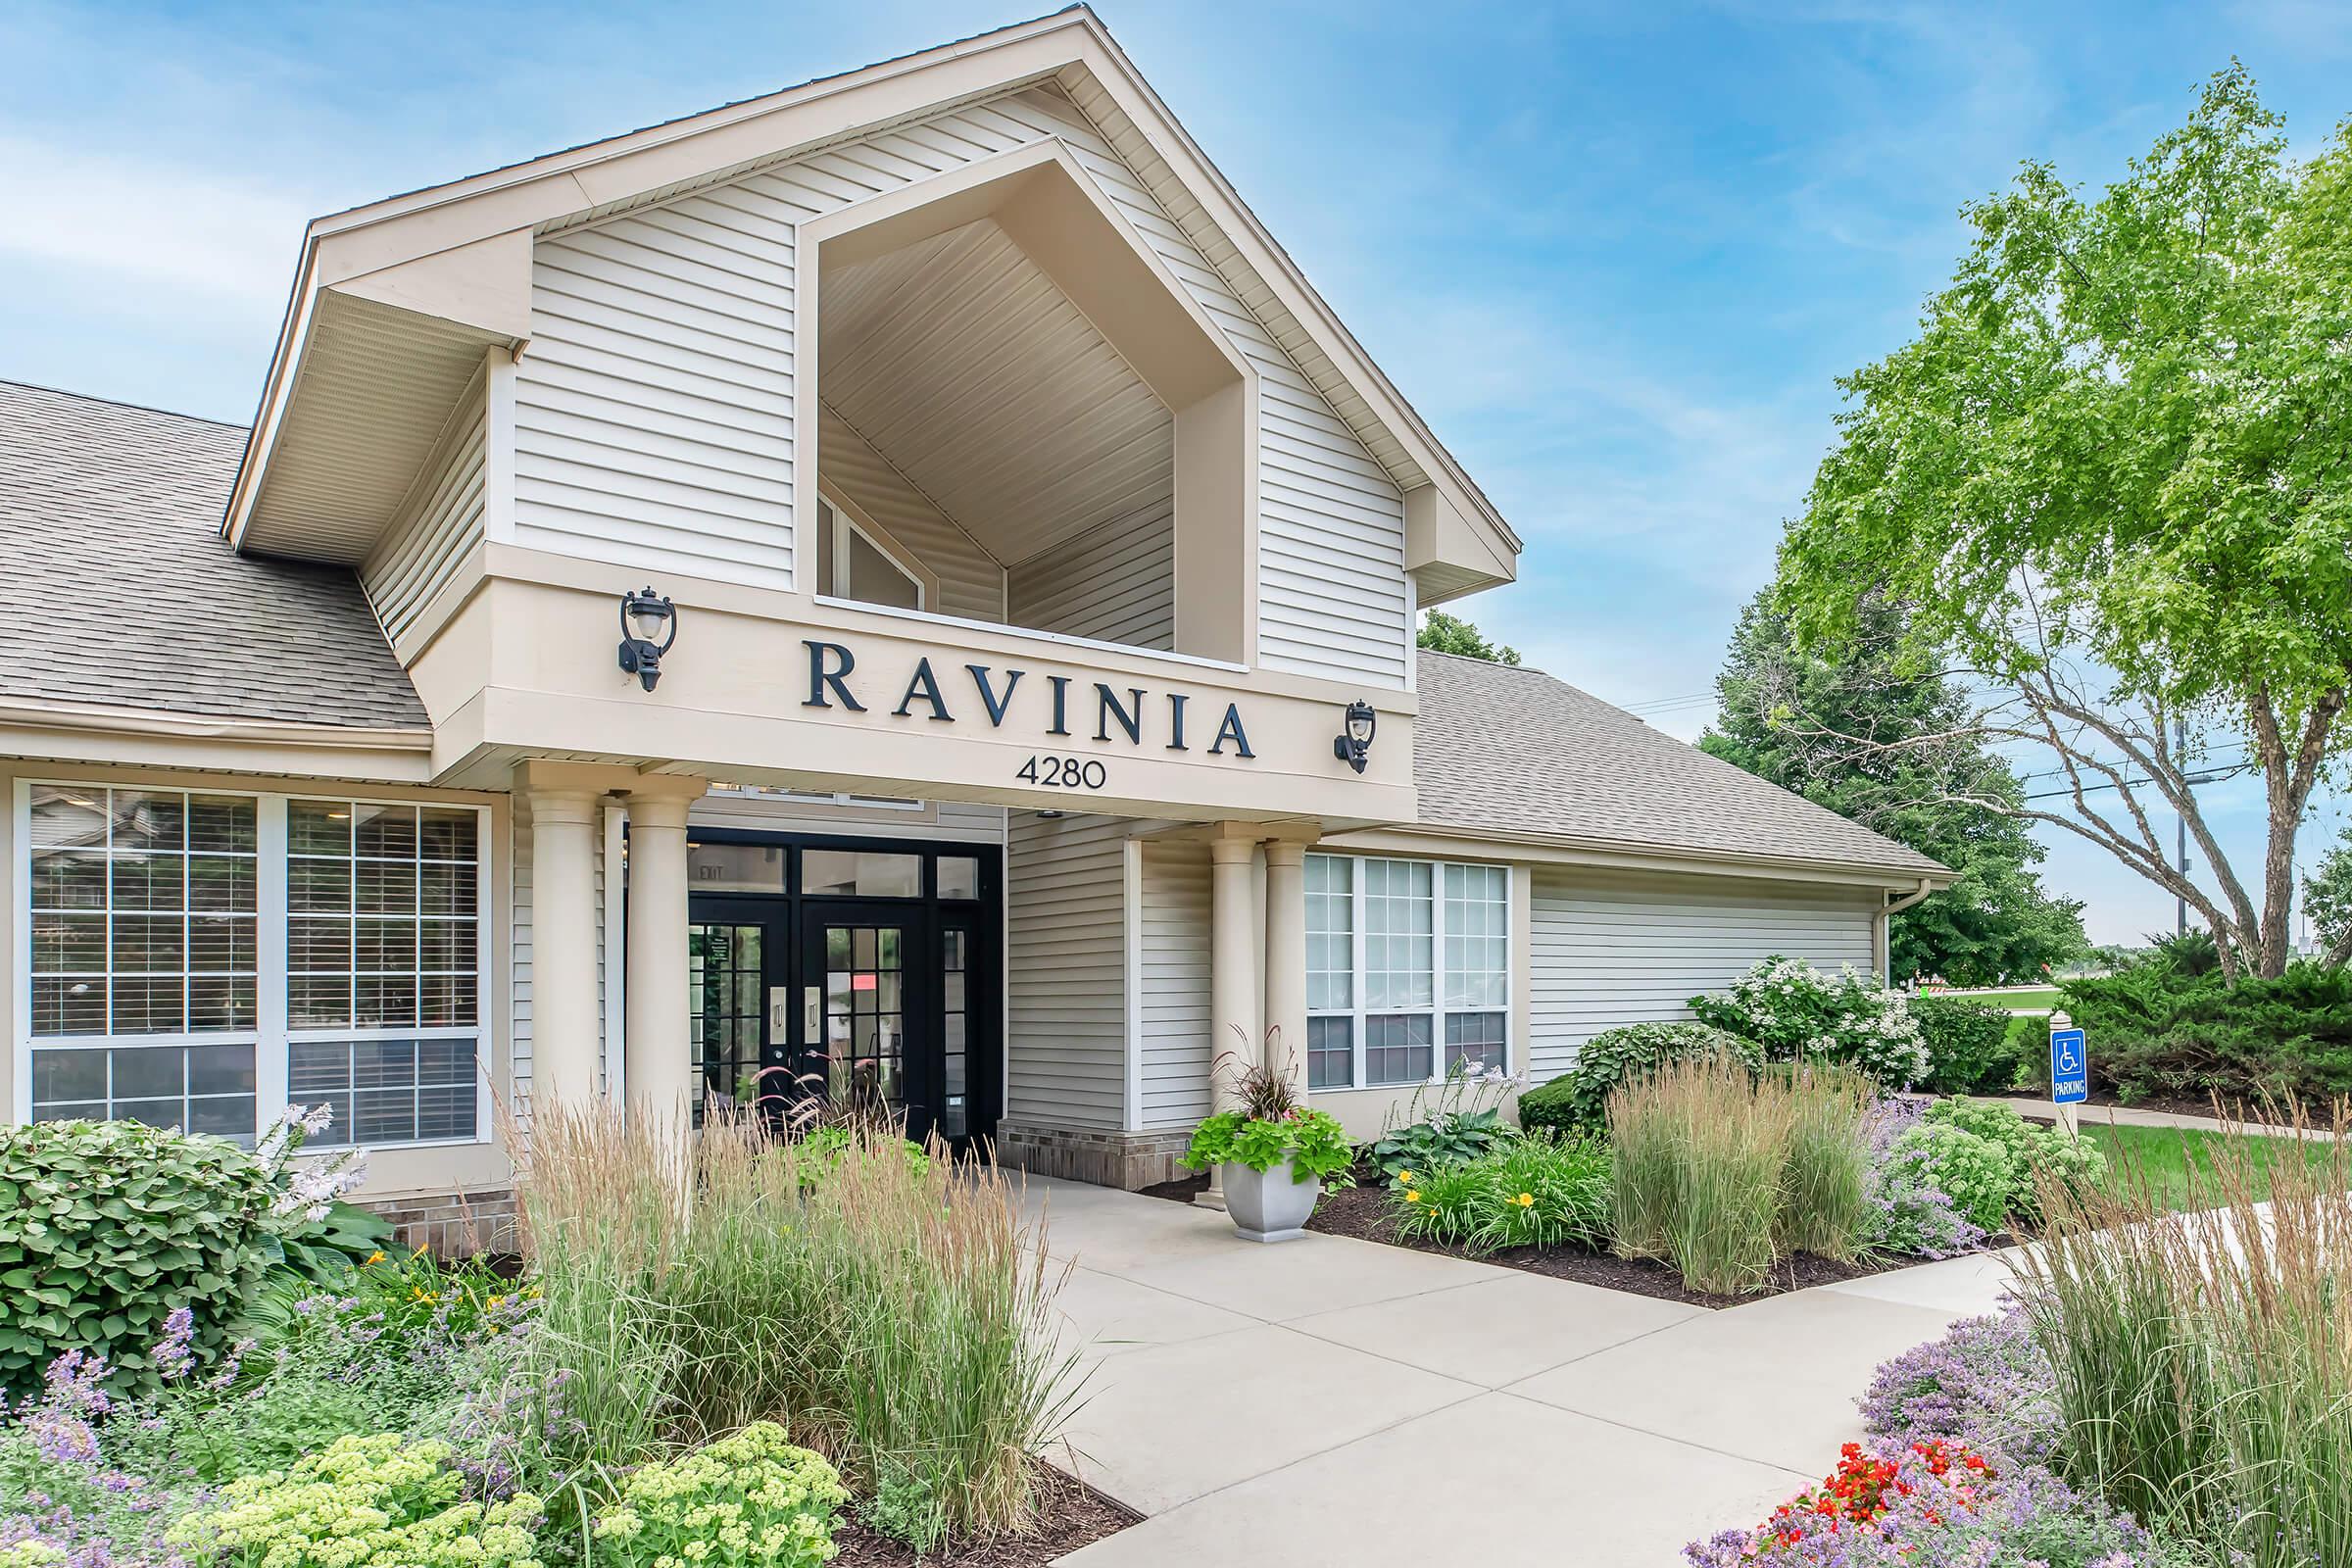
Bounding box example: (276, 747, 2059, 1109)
(990, 88, 1410, 687)
(513, 86, 1408, 686)
(1005, 497, 1175, 650)
(1137, 837, 1211, 1129)
(1004, 811, 1127, 1130)
(1527, 867, 1880, 1082)
(363, 374, 486, 644)
(514, 183, 803, 585)
(815, 408, 1004, 621)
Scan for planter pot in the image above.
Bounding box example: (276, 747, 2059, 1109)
(1219, 1156, 1321, 1243)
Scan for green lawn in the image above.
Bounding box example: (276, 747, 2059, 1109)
(2082, 1122, 2341, 1213)
(1938, 985, 2063, 1009)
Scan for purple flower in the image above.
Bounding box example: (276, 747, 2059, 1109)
(150, 1308, 195, 1384)
(1859, 1308, 2057, 1466)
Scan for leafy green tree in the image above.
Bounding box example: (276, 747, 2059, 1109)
(2304, 825, 2352, 964)
(1773, 64, 2352, 979)
(1703, 591, 2087, 985)
(1417, 610, 1519, 664)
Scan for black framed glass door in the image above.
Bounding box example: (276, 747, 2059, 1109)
(682, 832, 1000, 1151)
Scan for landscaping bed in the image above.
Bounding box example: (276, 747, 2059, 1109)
(829, 1462, 1137, 1567)
(1138, 1167, 1932, 1308)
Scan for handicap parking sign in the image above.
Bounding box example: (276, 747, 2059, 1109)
(2050, 1027, 2088, 1105)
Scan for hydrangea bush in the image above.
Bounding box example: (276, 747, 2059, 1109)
(1690, 957, 1931, 1089)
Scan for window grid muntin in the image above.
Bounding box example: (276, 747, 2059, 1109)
(18, 782, 489, 1149)
(1304, 853, 1511, 1092)
(287, 802, 479, 1033)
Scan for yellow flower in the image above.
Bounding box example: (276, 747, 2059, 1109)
(1399, 1170, 1415, 1184)
(1515, 1193, 1535, 1207)
(364, 1250, 385, 1265)
(1404, 1190, 1421, 1203)
(487, 1295, 507, 1311)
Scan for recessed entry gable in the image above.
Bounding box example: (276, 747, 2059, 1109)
(228, 9, 1517, 684)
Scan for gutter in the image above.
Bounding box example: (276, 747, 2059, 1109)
(1884, 876, 1936, 915)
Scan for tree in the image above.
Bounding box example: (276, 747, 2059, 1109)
(2304, 825, 2352, 964)
(1417, 611, 1519, 664)
(1703, 590, 2087, 985)
(1772, 64, 2352, 980)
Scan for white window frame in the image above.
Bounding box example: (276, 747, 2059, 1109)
(14, 781, 492, 1148)
(817, 486, 929, 610)
(1303, 852, 1513, 1091)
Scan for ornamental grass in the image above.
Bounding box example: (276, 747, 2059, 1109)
(514, 1102, 1081, 1545)
(2012, 1103, 2352, 1568)
(1609, 1055, 1872, 1295)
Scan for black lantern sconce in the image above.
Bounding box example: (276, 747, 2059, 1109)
(616, 587, 678, 692)
(1334, 699, 1377, 773)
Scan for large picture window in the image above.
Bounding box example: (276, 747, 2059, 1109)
(1303, 854, 1512, 1089)
(18, 783, 487, 1148)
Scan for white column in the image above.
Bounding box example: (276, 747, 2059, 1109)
(527, 785, 603, 1113)
(1200, 833, 1261, 1210)
(1263, 841, 1307, 1092)
(622, 784, 703, 1130)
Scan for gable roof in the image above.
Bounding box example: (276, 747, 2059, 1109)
(0, 381, 428, 733)
(1413, 650, 1947, 881)
(223, 6, 1519, 599)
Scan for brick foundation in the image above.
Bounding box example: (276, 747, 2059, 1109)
(363, 1188, 519, 1257)
(994, 1121, 1192, 1191)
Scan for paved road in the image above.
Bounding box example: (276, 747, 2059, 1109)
(1022, 1177, 2014, 1567)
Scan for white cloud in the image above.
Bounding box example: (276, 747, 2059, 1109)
(0, 134, 311, 311)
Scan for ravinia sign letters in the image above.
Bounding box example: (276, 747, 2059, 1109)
(800, 639, 1255, 760)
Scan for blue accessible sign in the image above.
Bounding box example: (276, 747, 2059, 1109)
(2050, 1027, 2089, 1105)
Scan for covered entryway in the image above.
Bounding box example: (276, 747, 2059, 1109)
(683, 831, 1000, 1149)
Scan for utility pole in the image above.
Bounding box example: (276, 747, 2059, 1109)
(2175, 716, 2189, 937)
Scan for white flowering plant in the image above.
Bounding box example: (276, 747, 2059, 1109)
(1689, 956, 1932, 1090)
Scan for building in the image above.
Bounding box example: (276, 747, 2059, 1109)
(0, 9, 1946, 1245)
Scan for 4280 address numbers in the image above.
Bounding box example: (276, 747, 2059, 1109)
(1016, 755, 1106, 790)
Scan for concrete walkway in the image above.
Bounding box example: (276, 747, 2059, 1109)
(1985, 1095, 2338, 1138)
(1024, 1178, 2016, 1567)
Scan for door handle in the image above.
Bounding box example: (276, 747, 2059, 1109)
(805, 985, 822, 1040)
(767, 987, 791, 1047)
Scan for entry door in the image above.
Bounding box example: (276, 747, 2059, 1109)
(802, 904, 935, 1140)
(687, 899, 793, 1115)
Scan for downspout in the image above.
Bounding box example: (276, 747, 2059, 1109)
(1880, 877, 1936, 988)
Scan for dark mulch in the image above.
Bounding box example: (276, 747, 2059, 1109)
(1136, 1169, 1935, 1311)
(828, 1461, 1138, 1567)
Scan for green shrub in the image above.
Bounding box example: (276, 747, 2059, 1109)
(1887, 1122, 2016, 1233)
(2058, 960, 2352, 1109)
(1922, 1097, 2107, 1222)
(1911, 993, 2024, 1094)
(168, 1434, 542, 1568)
(1690, 956, 1932, 1088)
(1389, 1132, 1610, 1253)
(0, 1120, 279, 1398)
(1521, 1021, 1762, 1134)
(591, 1422, 845, 1568)
(1778, 1067, 1874, 1259)
(1182, 1107, 1353, 1183)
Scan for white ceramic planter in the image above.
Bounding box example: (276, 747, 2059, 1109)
(1219, 1155, 1320, 1243)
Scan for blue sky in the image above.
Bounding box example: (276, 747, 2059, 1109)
(5, 0, 2349, 947)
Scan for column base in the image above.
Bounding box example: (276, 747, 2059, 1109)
(995, 1121, 1193, 1190)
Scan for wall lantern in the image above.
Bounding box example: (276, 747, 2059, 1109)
(616, 587, 678, 691)
(1334, 699, 1377, 773)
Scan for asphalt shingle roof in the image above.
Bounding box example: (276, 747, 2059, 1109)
(1414, 650, 1946, 878)
(0, 381, 427, 731)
